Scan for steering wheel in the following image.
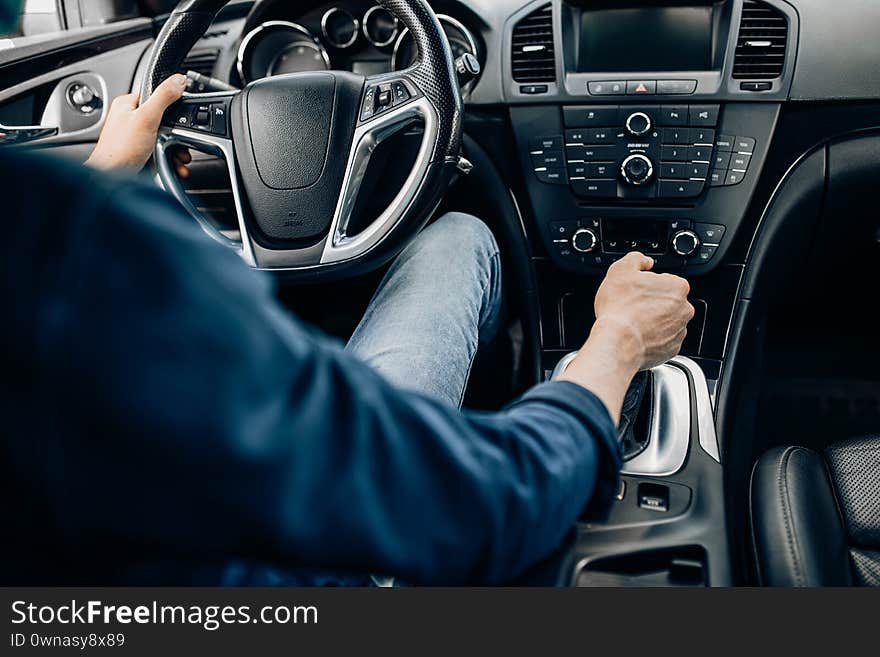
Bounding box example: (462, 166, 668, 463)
(145, 0, 463, 278)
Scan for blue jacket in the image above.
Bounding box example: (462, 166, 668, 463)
(0, 151, 620, 585)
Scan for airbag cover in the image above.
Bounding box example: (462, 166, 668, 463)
(246, 73, 334, 189)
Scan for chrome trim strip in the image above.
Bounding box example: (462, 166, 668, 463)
(321, 95, 438, 264)
(672, 356, 720, 463)
(622, 365, 691, 477)
(0, 122, 59, 145)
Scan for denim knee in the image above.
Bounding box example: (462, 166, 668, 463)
(417, 212, 500, 266)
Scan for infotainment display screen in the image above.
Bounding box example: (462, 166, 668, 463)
(578, 6, 714, 72)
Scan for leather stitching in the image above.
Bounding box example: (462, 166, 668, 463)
(777, 446, 805, 586)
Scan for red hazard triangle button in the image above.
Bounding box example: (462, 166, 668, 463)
(627, 80, 656, 95)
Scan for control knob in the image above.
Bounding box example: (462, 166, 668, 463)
(620, 153, 654, 186)
(572, 228, 598, 253)
(671, 230, 701, 257)
(625, 111, 652, 136)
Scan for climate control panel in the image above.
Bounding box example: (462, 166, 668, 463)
(548, 217, 726, 271)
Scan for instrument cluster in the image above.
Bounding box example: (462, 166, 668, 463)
(236, 2, 481, 84)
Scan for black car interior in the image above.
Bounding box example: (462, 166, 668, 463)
(2, 0, 879, 586)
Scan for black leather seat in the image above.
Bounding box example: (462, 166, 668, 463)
(750, 435, 880, 586)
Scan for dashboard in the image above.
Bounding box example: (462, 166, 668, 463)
(234, 1, 483, 85)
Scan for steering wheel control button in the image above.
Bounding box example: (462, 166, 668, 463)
(587, 80, 625, 95)
(625, 111, 652, 136)
(360, 79, 417, 122)
(671, 230, 701, 257)
(627, 80, 657, 95)
(688, 104, 720, 126)
(620, 154, 654, 186)
(392, 81, 410, 104)
(572, 228, 599, 253)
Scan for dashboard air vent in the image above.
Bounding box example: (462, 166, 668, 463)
(733, 0, 788, 79)
(512, 4, 556, 83)
(182, 49, 220, 77)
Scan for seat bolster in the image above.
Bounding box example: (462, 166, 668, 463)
(750, 446, 852, 586)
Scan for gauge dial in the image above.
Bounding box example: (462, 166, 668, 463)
(269, 41, 331, 75)
(322, 7, 359, 49)
(237, 21, 330, 83)
(363, 6, 399, 48)
(392, 15, 478, 72)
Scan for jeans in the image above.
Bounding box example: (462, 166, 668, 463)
(221, 212, 503, 587)
(347, 212, 503, 408)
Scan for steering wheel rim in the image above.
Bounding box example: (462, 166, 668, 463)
(144, 0, 463, 278)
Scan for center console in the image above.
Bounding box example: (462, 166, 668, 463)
(501, 0, 798, 586)
(506, 0, 796, 275)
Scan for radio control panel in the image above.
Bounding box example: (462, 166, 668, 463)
(529, 104, 758, 202)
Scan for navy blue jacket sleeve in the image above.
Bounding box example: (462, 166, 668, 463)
(5, 152, 620, 585)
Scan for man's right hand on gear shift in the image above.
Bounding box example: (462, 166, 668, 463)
(558, 251, 695, 425)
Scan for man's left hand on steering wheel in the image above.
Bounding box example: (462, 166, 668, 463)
(143, 0, 463, 279)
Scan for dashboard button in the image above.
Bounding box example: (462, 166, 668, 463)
(660, 162, 688, 179)
(571, 179, 617, 197)
(724, 170, 745, 186)
(690, 146, 712, 163)
(661, 145, 689, 161)
(730, 153, 752, 171)
(588, 81, 625, 95)
(709, 168, 725, 187)
(549, 221, 578, 238)
(690, 128, 715, 145)
(659, 106, 688, 126)
(694, 223, 726, 244)
(530, 135, 562, 151)
(715, 134, 735, 151)
(662, 127, 691, 144)
(563, 105, 618, 127)
(659, 180, 704, 198)
(535, 167, 567, 185)
(695, 245, 718, 263)
(565, 129, 587, 145)
(585, 128, 615, 144)
(586, 162, 614, 178)
(657, 79, 697, 95)
(734, 136, 756, 153)
(582, 145, 617, 160)
(688, 104, 720, 126)
(626, 80, 657, 95)
(740, 81, 772, 92)
(568, 162, 588, 178)
(714, 152, 732, 169)
(687, 162, 710, 180)
(532, 151, 565, 168)
(520, 84, 548, 95)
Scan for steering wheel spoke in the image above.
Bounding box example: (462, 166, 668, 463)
(322, 77, 437, 264)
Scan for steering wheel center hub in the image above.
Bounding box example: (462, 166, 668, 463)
(233, 71, 363, 245)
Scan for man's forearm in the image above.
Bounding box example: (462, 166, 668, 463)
(557, 318, 642, 425)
